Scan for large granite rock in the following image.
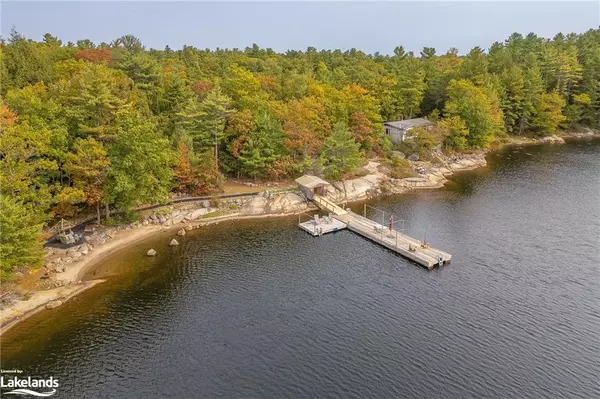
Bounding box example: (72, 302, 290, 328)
(185, 208, 213, 220)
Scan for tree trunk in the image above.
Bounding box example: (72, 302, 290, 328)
(96, 203, 101, 225)
(215, 143, 219, 173)
(105, 203, 110, 220)
(214, 125, 219, 174)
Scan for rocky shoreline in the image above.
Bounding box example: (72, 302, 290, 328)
(0, 132, 596, 335)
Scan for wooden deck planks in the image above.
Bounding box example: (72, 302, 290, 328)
(310, 194, 452, 269)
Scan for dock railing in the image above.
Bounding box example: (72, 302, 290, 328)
(312, 195, 347, 215)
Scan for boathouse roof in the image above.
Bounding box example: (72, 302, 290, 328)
(384, 118, 433, 130)
(295, 175, 331, 189)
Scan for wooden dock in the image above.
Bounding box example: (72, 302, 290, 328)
(298, 215, 347, 236)
(307, 194, 452, 269)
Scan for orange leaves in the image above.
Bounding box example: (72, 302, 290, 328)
(0, 102, 17, 128)
(282, 97, 331, 157)
(226, 109, 254, 137)
(258, 75, 281, 96)
(349, 111, 376, 150)
(192, 80, 212, 97)
(176, 139, 191, 172)
(174, 140, 221, 195)
(75, 49, 112, 63)
(229, 135, 247, 159)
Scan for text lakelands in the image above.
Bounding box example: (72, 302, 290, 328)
(1, 376, 59, 388)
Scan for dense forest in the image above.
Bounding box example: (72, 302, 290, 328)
(1, 28, 599, 278)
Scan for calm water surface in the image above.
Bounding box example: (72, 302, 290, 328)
(2, 140, 599, 398)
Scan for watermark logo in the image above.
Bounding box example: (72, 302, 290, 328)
(1, 370, 58, 397)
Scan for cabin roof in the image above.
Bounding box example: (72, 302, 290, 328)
(295, 175, 331, 189)
(384, 118, 433, 130)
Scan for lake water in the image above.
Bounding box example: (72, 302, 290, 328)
(2, 140, 599, 398)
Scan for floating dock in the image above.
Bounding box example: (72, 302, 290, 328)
(298, 214, 347, 236)
(300, 194, 451, 270)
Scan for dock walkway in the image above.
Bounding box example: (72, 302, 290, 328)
(310, 194, 451, 269)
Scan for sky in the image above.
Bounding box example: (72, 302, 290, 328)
(1, 1, 599, 54)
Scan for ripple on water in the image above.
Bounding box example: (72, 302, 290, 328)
(1, 141, 600, 399)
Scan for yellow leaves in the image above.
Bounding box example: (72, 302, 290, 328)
(0, 121, 54, 162)
(53, 186, 86, 217)
(308, 81, 326, 98)
(344, 83, 368, 97)
(65, 137, 109, 181)
(56, 186, 86, 204)
(54, 59, 87, 78)
(532, 90, 566, 134)
(573, 93, 592, 105)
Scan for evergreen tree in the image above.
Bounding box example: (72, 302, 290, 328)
(320, 122, 362, 180)
(238, 113, 284, 179)
(444, 79, 504, 147)
(0, 195, 45, 280)
(499, 66, 525, 133)
(518, 61, 545, 134)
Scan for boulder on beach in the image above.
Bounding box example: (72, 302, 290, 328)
(169, 239, 179, 246)
(46, 300, 63, 310)
(67, 248, 82, 259)
(539, 135, 565, 144)
(177, 229, 186, 236)
(147, 249, 157, 256)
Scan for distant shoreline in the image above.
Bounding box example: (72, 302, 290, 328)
(1, 132, 598, 336)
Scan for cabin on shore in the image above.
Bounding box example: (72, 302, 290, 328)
(384, 118, 434, 144)
(295, 175, 331, 200)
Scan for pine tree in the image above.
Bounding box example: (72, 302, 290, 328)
(239, 113, 284, 179)
(320, 122, 363, 181)
(518, 61, 545, 134)
(0, 195, 45, 280)
(444, 79, 504, 148)
(499, 66, 525, 133)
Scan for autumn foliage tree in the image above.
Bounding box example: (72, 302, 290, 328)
(1, 28, 599, 277)
(75, 49, 112, 63)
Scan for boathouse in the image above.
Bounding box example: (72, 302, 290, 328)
(384, 118, 434, 143)
(295, 175, 331, 200)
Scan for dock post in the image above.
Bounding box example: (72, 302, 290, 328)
(363, 203, 366, 218)
(395, 230, 398, 247)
